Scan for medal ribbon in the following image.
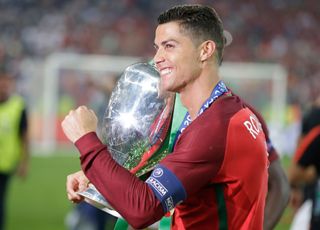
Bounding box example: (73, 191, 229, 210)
(173, 80, 229, 146)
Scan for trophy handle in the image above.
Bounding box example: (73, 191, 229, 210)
(77, 183, 122, 218)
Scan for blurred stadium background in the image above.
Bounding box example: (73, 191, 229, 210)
(1, 0, 319, 229)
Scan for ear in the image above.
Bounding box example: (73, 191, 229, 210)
(199, 40, 216, 62)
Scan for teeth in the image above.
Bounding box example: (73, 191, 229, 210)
(160, 68, 172, 76)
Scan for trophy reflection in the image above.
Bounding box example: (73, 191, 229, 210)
(78, 63, 174, 217)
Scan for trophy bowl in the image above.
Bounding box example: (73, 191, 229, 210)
(78, 62, 174, 217)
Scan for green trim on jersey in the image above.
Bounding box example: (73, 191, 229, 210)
(215, 184, 228, 230)
(114, 218, 129, 230)
(159, 216, 171, 229)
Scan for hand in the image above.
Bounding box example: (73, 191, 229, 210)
(61, 106, 98, 143)
(289, 187, 303, 213)
(16, 159, 28, 179)
(66, 170, 89, 203)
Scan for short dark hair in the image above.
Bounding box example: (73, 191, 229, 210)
(158, 4, 225, 64)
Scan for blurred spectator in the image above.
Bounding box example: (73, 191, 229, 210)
(289, 94, 320, 229)
(0, 62, 29, 230)
(0, 1, 318, 112)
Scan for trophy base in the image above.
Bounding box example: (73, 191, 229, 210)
(78, 183, 122, 218)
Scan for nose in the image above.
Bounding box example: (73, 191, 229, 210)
(153, 48, 165, 68)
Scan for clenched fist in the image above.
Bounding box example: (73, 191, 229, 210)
(61, 106, 98, 143)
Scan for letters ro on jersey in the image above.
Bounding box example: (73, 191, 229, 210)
(243, 114, 263, 139)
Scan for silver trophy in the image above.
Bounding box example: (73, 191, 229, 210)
(78, 63, 174, 217)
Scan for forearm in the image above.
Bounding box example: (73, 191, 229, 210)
(17, 132, 30, 178)
(264, 182, 290, 229)
(76, 132, 164, 229)
(21, 134, 30, 161)
(264, 161, 290, 230)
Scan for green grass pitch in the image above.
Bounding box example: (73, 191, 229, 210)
(5, 154, 293, 230)
(6, 154, 80, 230)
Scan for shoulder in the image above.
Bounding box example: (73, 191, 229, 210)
(202, 94, 249, 129)
(10, 94, 25, 104)
(174, 94, 250, 157)
(11, 94, 27, 111)
(0, 94, 26, 110)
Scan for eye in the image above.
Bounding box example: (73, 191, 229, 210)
(165, 43, 174, 50)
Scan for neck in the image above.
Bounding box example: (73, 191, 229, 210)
(179, 70, 220, 120)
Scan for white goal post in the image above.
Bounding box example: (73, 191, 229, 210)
(39, 53, 287, 154)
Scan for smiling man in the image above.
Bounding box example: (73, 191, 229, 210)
(62, 5, 269, 229)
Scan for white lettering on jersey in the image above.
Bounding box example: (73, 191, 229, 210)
(243, 115, 262, 139)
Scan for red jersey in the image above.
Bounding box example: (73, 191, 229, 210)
(76, 93, 268, 229)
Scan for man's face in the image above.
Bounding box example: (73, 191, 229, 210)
(0, 75, 13, 102)
(153, 21, 202, 93)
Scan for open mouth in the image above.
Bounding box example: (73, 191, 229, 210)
(160, 68, 172, 76)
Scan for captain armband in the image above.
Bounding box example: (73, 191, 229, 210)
(146, 164, 186, 213)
